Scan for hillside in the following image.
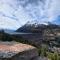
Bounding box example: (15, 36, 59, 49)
(16, 22, 60, 33)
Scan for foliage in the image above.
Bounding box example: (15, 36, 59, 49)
(38, 44, 48, 57)
(47, 52, 60, 60)
(38, 45, 60, 60)
(0, 30, 12, 41)
(2, 33, 12, 41)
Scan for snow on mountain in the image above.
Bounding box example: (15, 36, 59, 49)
(25, 21, 49, 29)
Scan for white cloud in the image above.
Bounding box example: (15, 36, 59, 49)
(0, 0, 32, 30)
(24, 0, 60, 22)
(0, 0, 60, 30)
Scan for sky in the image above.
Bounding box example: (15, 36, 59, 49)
(0, 0, 60, 30)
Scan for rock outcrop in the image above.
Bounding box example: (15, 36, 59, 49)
(0, 41, 38, 60)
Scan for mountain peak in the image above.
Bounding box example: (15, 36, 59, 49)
(25, 20, 49, 26)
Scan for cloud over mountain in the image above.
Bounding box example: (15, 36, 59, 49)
(0, 0, 60, 30)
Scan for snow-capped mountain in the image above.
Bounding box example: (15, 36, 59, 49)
(16, 20, 60, 33)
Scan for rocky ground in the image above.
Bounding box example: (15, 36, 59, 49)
(0, 41, 39, 60)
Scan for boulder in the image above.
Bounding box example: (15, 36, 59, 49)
(0, 41, 38, 60)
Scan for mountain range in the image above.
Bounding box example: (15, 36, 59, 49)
(16, 21, 60, 33)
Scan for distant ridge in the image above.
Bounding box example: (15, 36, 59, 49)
(16, 21, 60, 33)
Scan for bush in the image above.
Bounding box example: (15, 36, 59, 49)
(47, 52, 60, 60)
(38, 45, 48, 57)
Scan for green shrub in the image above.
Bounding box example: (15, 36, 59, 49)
(47, 52, 60, 60)
(38, 45, 48, 57)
